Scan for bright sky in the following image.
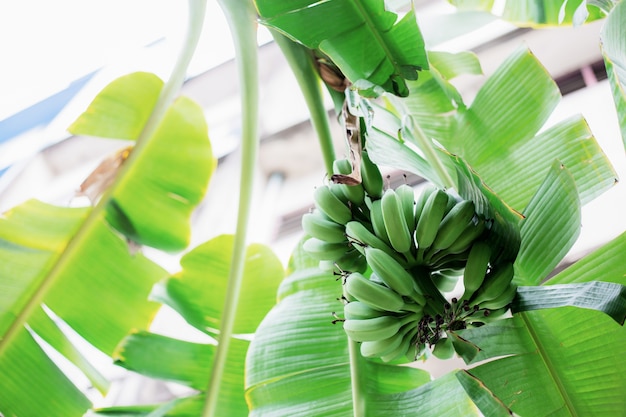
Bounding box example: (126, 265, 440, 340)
(0, 0, 247, 120)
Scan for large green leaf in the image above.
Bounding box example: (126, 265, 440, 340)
(461, 309, 626, 416)
(0, 200, 166, 416)
(113, 332, 250, 416)
(449, 0, 608, 26)
(70, 73, 216, 251)
(151, 234, 285, 335)
(104, 236, 284, 415)
(246, 244, 479, 416)
(547, 230, 626, 286)
(515, 161, 581, 285)
(512, 281, 626, 324)
(600, 0, 626, 150)
(68, 72, 163, 140)
(255, 0, 428, 96)
(387, 46, 616, 212)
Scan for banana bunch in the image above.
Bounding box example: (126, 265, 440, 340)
(302, 154, 520, 362)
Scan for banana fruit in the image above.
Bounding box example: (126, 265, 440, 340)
(304, 156, 521, 363)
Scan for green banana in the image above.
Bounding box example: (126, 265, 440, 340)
(381, 326, 419, 363)
(301, 211, 347, 244)
(302, 237, 349, 261)
(428, 248, 471, 270)
(332, 159, 365, 206)
(313, 185, 353, 225)
(478, 282, 518, 310)
(343, 315, 404, 342)
(395, 184, 417, 232)
(431, 269, 461, 293)
(369, 199, 392, 246)
(334, 249, 368, 274)
(381, 189, 413, 253)
(344, 272, 407, 312)
(364, 246, 418, 299)
(360, 330, 405, 358)
(344, 301, 387, 320)
(431, 200, 476, 251)
(445, 218, 486, 255)
(461, 241, 492, 300)
(360, 150, 384, 199)
(415, 188, 448, 250)
(345, 220, 399, 262)
(470, 262, 515, 305)
(414, 185, 436, 223)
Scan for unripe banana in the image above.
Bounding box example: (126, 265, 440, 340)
(360, 331, 405, 358)
(431, 200, 476, 251)
(343, 315, 404, 342)
(445, 218, 486, 255)
(313, 185, 353, 225)
(302, 237, 349, 261)
(360, 150, 384, 199)
(301, 211, 347, 244)
(381, 326, 419, 363)
(381, 189, 412, 253)
(470, 262, 515, 305)
(344, 301, 387, 320)
(431, 269, 461, 293)
(364, 246, 418, 299)
(395, 184, 417, 232)
(461, 241, 492, 300)
(334, 249, 368, 274)
(344, 272, 406, 312)
(428, 248, 471, 270)
(332, 159, 365, 206)
(369, 199, 392, 246)
(478, 282, 518, 310)
(344, 220, 400, 262)
(414, 185, 436, 223)
(415, 188, 448, 250)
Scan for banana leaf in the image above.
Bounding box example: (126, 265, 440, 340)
(107, 235, 285, 415)
(448, 0, 609, 27)
(254, 0, 428, 97)
(384, 46, 617, 213)
(245, 242, 483, 417)
(600, 0, 626, 151)
(0, 72, 215, 416)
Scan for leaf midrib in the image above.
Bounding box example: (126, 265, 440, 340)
(520, 312, 579, 417)
(349, 0, 401, 77)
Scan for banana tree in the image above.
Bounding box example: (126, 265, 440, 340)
(1, 0, 626, 417)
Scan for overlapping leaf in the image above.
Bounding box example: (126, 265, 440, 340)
(255, 0, 428, 96)
(600, 0, 626, 150)
(107, 235, 284, 415)
(69, 72, 217, 251)
(448, 0, 608, 26)
(245, 243, 487, 416)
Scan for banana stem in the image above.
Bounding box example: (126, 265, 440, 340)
(271, 30, 336, 177)
(346, 286, 367, 417)
(0, 0, 206, 359)
(201, 1, 258, 416)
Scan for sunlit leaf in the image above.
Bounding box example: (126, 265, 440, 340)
(601, 0, 626, 151)
(151, 234, 284, 335)
(547, 231, 626, 286)
(467, 309, 626, 416)
(515, 161, 580, 285)
(106, 96, 216, 252)
(0, 327, 91, 417)
(255, 0, 428, 96)
(114, 331, 249, 416)
(455, 370, 513, 417)
(68, 72, 163, 140)
(448, 0, 608, 27)
(511, 281, 626, 324)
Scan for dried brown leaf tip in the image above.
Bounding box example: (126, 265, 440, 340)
(77, 146, 132, 204)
